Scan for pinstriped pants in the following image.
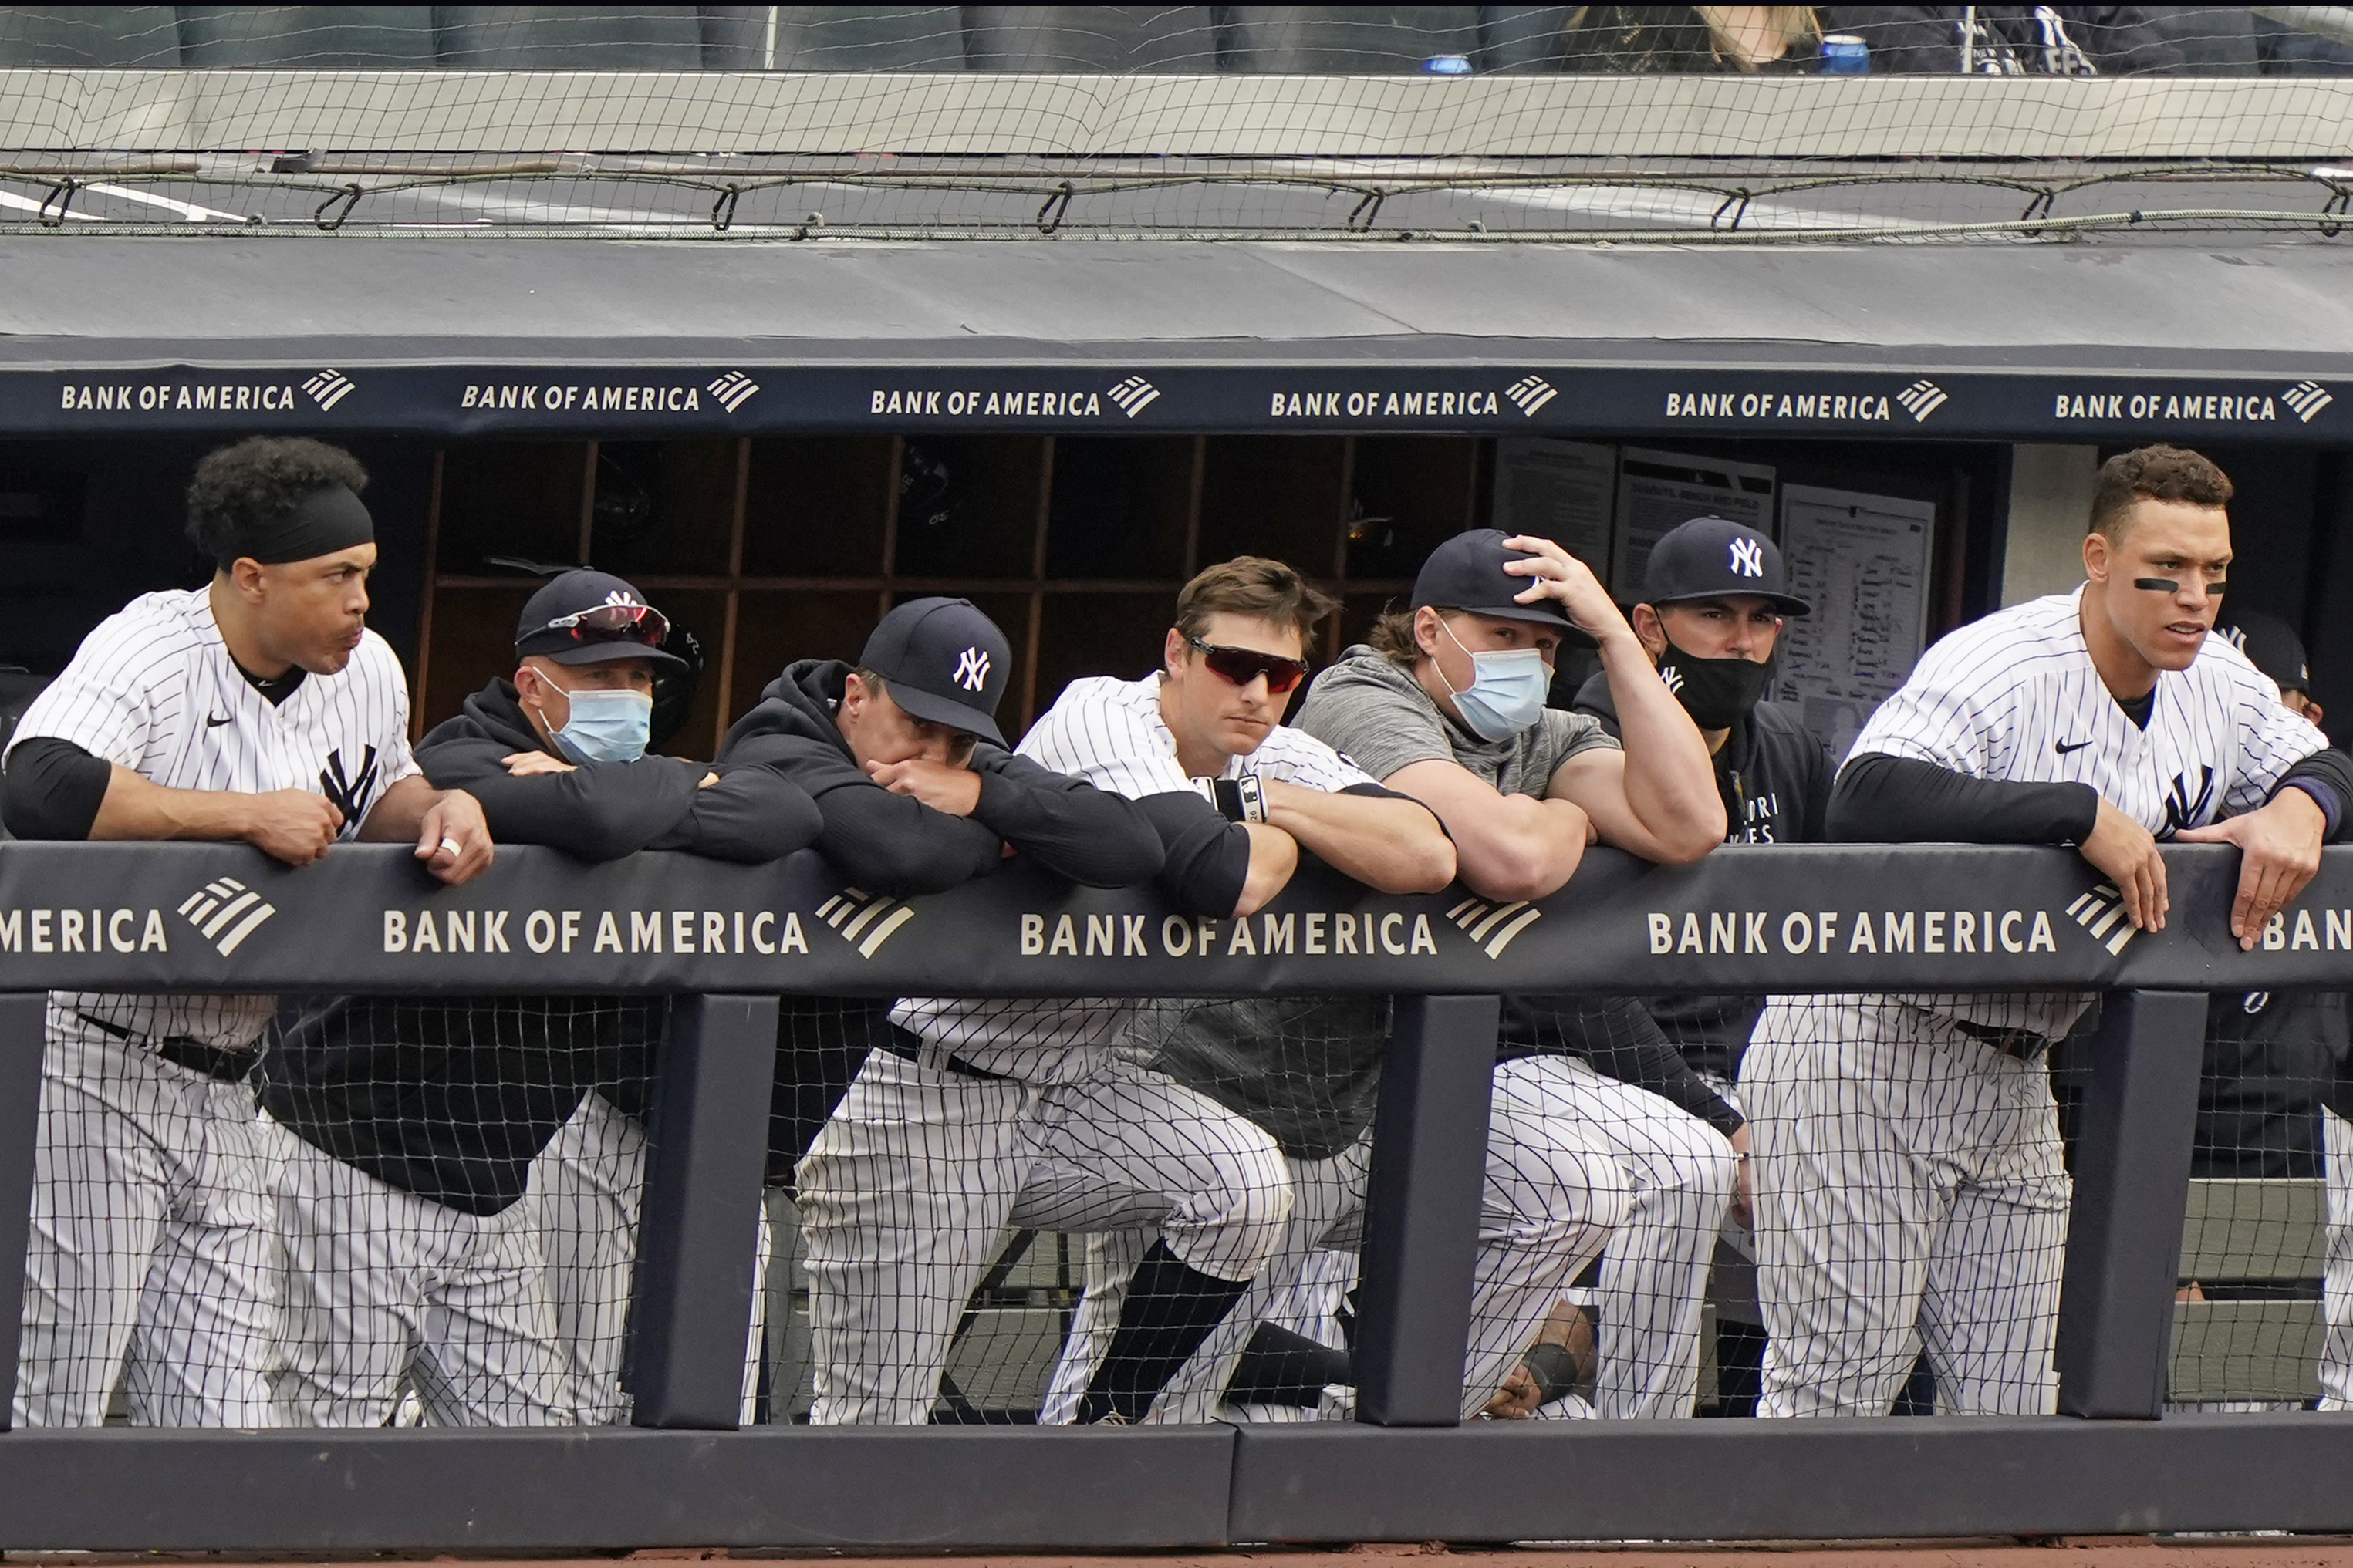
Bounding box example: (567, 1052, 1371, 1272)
(1744, 996, 2070, 1418)
(1039, 1053, 1633, 1424)
(798, 1048, 1295, 1425)
(15, 1016, 290, 1428)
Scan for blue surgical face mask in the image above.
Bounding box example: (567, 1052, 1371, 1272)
(1437, 619, 1551, 742)
(549, 686, 653, 764)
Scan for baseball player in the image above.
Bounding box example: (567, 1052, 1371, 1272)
(1016, 556, 1457, 1425)
(261, 568, 819, 1428)
(1746, 443, 2353, 1418)
(1480, 516, 1830, 1421)
(1185, 528, 1722, 1423)
(717, 596, 1180, 1425)
(0, 436, 491, 1428)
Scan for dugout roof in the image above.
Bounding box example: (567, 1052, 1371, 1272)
(8, 236, 2353, 443)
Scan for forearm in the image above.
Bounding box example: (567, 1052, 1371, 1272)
(1261, 781, 1453, 894)
(972, 771, 1164, 888)
(89, 765, 264, 844)
(2274, 749, 2353, 842)
(355, 773, 446, 843)
(1236, 822, 1299, 916)
(1595, 629, 1726, 853)
(1450, 794, 1588, 904)
(813, 787, 1000, 895)
(1831, 752, 2098, 844)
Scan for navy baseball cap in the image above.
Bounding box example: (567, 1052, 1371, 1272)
(2222, 611, 2311, 693)
(515, 569, 687, 669)
(859, 596, 1011, 746)
(1643, 517, 1811, 618)
(1411, 528, 1580, 635)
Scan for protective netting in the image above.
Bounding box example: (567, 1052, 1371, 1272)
(25, 979, 2353, 1428)
(2165, 987, 2351, 1412)
(0, 8, 2351, 238)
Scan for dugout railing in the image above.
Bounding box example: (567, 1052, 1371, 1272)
(0, 838, 2347, 1549)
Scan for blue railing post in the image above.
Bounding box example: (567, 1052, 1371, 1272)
(627, 993, 779, 1428)
(2054, 988, 2206, 1418)
(1352, 993, 1500, 1426)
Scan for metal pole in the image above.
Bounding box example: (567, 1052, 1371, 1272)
(628, 993, 779, 1428)
(2054, 989, 2206, 1418)
(1353, 993, 1499, 1427)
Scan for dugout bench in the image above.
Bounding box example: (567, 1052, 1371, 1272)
(0, 839, 2345, 1549)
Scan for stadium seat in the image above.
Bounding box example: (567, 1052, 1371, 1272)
(0, 6, 181, 66)
(1216, 5, 1482, 72)
(434, 5, 708, 69)
(763, 6, 967, 70)
(963, 7, 1217, 72)
(177, 7, 437, 68)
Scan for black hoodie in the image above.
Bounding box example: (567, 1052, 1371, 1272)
(717, 659, 1163, 895)
(1528, 673, 1835, 1105)
(257, 678, 823, 1216)
(720, 659, 1165, 1186)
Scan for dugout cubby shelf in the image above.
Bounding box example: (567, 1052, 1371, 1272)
(414, 433, 1490, 754)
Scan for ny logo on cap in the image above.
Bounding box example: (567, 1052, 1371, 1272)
(953, 647, 991, 693)
(1729, 538, 1764, 578)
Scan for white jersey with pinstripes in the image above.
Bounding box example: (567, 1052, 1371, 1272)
(7, 587, 420, 1049)
(892, 673, 1377, 1087)
(1851, 585, 2326, 1037)
(1850, 586, 2324, 830)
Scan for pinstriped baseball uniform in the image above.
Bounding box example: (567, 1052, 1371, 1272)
(5, 586, 417, 1428)
(798, 675, 1301, 1425)
(1743, 587, 2325, 1418)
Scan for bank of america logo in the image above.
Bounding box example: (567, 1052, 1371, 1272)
(1504, 376, 1557, 417)
(1445, 895, 1542, 959)
(302, 371, 356, 412)
(1109, 376, 1160, 418)
(1897, 380, 1948, 423)
(2286, 381, 2333, 423)
(2066, 882, 2138, 956)
(708, 371, 761, 413)
(815, 888, 914, 958)
(177, 878, 277, 957)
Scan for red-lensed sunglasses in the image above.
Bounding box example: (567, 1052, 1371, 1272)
(1189, 636, 1308, 694)
(542, 603, 670, 647)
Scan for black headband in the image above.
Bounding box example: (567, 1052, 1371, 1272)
(224, 483, 375, 565)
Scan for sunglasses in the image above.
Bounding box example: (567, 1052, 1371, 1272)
(1189, 636, 1308, 695)
(542, 603, 670, 647)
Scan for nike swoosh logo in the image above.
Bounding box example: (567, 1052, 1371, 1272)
(2054, 738, 2093, 754)
(204, 713, 231, 728)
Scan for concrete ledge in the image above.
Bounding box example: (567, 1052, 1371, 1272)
(1226, 1415, 2353, 1543)
(0, 1425, 1235, 1552)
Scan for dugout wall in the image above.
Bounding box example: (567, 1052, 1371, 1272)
(0, 840, 2341, 1547)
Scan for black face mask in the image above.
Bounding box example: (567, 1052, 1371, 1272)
(1657, 640, 1771, 730)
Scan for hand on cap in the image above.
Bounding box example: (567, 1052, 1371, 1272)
(1499, 534, 1629, 643)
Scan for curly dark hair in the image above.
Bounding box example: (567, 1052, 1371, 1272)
(184, 437, 370, 561)
(2089, 445, 2233, 539)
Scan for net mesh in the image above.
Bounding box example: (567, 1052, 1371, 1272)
(24, 978, 2353, 1427)
(0, 7, 2347, 238)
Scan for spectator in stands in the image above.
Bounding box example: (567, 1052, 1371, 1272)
(262, 569, 817, 1428)
(1480, 515, 1832, 1420)
(1011, 556, 1460, 1425)
(719, 596, 1190, 1425)
(1558, 7, 1825, 72)
(0, 435, 491, 1428)
(1815, 7, 2185, 73)
(1230, 528, 1723, 1421)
